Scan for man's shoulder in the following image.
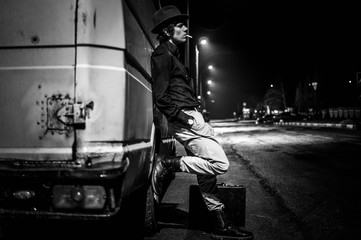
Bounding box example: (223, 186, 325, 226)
(152, 43, 172, 57)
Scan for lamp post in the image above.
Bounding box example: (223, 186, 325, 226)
(195, 44, 200, 98)
(195, 37, 207, 109)
(312, 81, 318, 117)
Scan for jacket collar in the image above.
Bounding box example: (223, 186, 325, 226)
(164, 41, 178, 56)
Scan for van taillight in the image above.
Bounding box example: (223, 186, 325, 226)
(52, 185, 106, 209)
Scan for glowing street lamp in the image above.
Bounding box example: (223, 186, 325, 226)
(311, 81, 318, 91)
(311, 81, 318, 114)
(195, 37, 208, 97)
(199, 38, 207, 45)
(195, 36, 209, 110)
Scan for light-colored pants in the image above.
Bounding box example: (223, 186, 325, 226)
(168, 109, 230, 211)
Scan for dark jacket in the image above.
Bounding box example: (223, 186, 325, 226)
(151, 41, 200, 125)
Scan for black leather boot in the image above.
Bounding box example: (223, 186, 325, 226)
(151, 154, 182, 203)
(210, 209, 254, 240)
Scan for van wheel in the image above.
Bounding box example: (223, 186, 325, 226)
(144, 182, 159, 236)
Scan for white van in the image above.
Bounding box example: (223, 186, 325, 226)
(0, 0, 175, 237)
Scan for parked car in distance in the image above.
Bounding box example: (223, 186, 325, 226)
(273, 112, 304, 123)
(255, 114, 275, 125)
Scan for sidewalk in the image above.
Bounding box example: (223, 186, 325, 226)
(274, 119, 361, 131)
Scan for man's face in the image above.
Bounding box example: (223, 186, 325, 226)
(172, 22, 188, 44)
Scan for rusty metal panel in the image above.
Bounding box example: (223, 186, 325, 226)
(0, 48, 75, 160)
(75, 47, 126, 142)
(0, 0, 153, 162)
(77, 0, 126, 49)
(0, 0, 77, 161)
(0, 0, 76, 46)
(74, 49, 151, 146)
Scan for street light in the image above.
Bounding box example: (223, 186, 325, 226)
(311, 81, 318, 91)
(311, 81, 318, 117)
(195, 37, 208, 109)
(199, 38, 207, 45)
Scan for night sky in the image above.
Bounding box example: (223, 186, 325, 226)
(158, 0, 361, 118)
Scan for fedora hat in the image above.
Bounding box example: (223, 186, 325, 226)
(151, 5, 189, 34)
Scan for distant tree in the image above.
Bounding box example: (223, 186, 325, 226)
(263, 81, 286, 111)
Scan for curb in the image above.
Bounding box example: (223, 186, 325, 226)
(274, 121, 359, 130)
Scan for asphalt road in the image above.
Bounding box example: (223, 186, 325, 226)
(145, 120, 361, 240)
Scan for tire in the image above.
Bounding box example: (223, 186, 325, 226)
(143, 121, 177, 236)
(144, 125, 159, 236)
(144, 182, 159, 236)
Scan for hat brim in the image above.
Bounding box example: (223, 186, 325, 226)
(151, 14, 189, 34)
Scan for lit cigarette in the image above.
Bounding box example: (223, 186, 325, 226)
(186, 34, 193, 38)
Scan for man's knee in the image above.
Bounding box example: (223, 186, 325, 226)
(214, 160, 229, 175)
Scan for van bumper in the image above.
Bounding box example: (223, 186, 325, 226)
(0, 155, 130, 221)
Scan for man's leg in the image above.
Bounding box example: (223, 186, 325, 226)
(152, 110, 254, 238)
(196, 174, 223, 211)
(152, 155, 183, 202)
(152, 110, 228, 200)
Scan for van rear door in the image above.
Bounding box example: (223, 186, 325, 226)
(0, 0, 76, 161)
